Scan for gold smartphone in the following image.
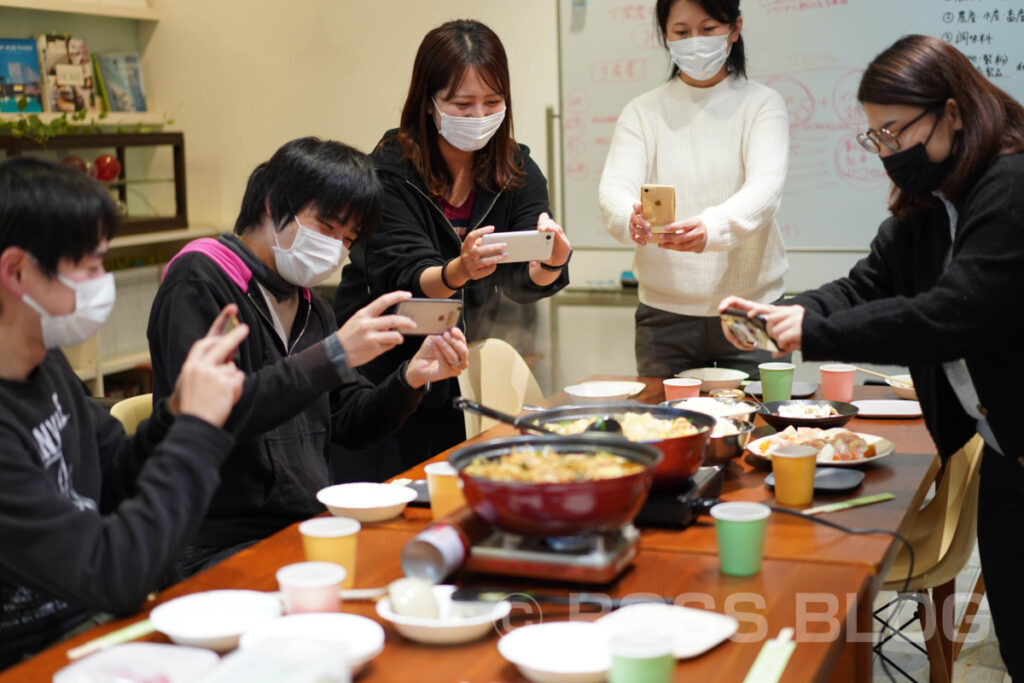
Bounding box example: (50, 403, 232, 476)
(641, 184, 676, 233)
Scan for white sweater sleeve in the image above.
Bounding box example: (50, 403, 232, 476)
(599, 102, 648, 246)
(699, 91, 790, 252)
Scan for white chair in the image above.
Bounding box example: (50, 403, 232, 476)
(110, 393, 153, 435)
(456, 338, 544, 437)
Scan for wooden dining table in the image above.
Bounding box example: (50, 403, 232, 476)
(1, 379, 938, 683)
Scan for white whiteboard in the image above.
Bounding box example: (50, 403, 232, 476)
(558, 0, 1024, 250)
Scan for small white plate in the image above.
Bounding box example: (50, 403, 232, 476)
(745, 381, 817, 398)
(239, 613, 385, 674)
(597, 603, 738, 659)
(150, 590, 281, 653)
(563, 381, 646, 402)
(851, 400, 922, 418)
(54, 643, 219, 683)
(376, 584, 511, 645)
(747, 432, 895, 467)
(316, 482, 417, 522)
(498, 621, 611, 683)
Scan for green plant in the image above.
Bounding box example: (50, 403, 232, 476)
(0, 99, 174, 145)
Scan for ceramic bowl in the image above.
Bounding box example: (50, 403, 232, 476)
(376, 584, 511, 645)
(760, 400, 859, 430)
(316, 482, 417, 523)
(149, 590, 281, 653)
(674, 367, 748, 392)
(498, 621, 611, 683)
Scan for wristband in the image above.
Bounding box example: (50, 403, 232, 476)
(540, 247, 573, 272)
(440, 259, 461, 290)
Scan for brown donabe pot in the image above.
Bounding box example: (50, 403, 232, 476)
(520, 402, 715, 490)
(448, 435, 662, 537)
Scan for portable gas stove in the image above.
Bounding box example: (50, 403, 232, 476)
(633, 465, 725, 528)
(463, 524, 640, 584)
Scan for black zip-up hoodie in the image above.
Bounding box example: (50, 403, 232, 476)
(334, 130, 569, 409)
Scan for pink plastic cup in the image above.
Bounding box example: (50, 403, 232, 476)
(276, 561, 346, 614)
(664, 377, 701, 400)
(820, 364, 856, 403)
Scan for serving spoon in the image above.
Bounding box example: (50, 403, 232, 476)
(452, 398, 623, 434)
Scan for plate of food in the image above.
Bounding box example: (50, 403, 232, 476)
(746, 427, 894, 467)
(760, 400, 858, 430)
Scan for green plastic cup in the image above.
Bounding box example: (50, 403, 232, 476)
(710, 502, 771, 576)
(758, 362, 795, 403)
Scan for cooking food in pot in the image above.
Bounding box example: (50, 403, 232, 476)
(463, 446, 645, 484)
(545, 412, 701, 441)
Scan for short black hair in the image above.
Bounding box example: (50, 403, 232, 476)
(234, 137, 382, 241)
(0, 157, 118, 276)
(656, 0, 746, 79)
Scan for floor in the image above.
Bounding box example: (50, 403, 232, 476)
(872, 545, 1009, 682)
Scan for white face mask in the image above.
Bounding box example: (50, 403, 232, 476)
(668, 34, 731, 82)
(22, 271, 116, 349)
(272, 214, 347, 288)
(434, 99, 506, 152)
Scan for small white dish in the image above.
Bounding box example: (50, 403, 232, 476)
(376, 584, 512, 645)
(747, 432, 896, 467)
(852, 399, 922, 418)
(668, 396, 761, 419)
(597, 603, 738, 659)
(149, 590, 281, 653)
(497, 621, 611, 683)
(54, 643, 219, 683)
(885, 374, 918, 400)
(239, 612, 385, 674)
(675, 367, 748, 392)
(563, 380, 645, 403)
(745, 381, 818, 398)
(316, 482, 417, 522)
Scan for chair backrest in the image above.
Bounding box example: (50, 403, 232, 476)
(456, 338, 544, 437)
(884, 433, 985, 591)
(110, 393, 153, 435)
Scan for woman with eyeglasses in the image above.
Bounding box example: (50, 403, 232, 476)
(598, 0, 790, 378)
(720, 34, 1024, 677)
(333, 19, 571, 479)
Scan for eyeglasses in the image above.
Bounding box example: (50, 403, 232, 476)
(856, 107, 940, 154)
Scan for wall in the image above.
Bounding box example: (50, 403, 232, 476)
(142, 0, 560, 231)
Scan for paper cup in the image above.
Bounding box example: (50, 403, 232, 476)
(819, 364, 856, 403)
(425, 462, 466, 519)
(710, 502, 771, 577)
(758, 362, 795, 403)
(298, 517, 360, 589)
(770, 445, 819, 507)
(276, 561, 346, 614)
(663, 377, 701, 400)
(609, 626, 675, 682)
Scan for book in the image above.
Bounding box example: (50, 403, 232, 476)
(0, 38, 44, 113)
(35, 33, 99, 114)
(94, 52, 147, 112)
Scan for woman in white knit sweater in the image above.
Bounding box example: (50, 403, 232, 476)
(599, 0, 790, 378)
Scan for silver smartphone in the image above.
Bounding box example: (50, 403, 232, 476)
(480, 230, 555, 263)
(395, 298, 463, 335)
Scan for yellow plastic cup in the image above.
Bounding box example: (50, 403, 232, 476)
(298, 517, 360, 588)
(425, 461, 466, 519)
(770, 445, 819, 506)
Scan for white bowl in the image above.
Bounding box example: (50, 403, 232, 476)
(376, 584, 511, 645)
(885, 374, 918, 401)
(149, 590, 281, 653)
(563, 380, 645, 403)
(316, 482, 417, 522)
(675, 367, 748, 392)
(239, 613, 385, 674)
(498, 621, 611, 683)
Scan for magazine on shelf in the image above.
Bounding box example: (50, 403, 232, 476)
(93, 52, 147, 112)
(0, 38, 44, 113)
(35, 33, 99, 114)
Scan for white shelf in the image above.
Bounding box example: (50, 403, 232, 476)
(0, 111, 167, 126)
(0, 0, 159, 21)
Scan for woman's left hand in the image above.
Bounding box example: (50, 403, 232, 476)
(763, 304, 805, 355)
(534, 212, 572, 269)
(405, 327, 470, 388)
(657, 218, 707, 253)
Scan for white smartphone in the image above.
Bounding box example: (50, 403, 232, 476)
(394, 298, 463, 335)
(480, 230, 555, 263)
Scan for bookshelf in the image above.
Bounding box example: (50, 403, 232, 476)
(0, 0, 159, 22)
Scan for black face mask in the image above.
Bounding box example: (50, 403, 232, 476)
(881, 113, 957, 195)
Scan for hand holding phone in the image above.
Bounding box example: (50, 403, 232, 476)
(395, 298, 463, 335)
(480, 230, 555, 263)
(641, 184, 676, 233)
(720, 307, 780, 352)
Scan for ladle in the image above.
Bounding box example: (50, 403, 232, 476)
(452, 398, 623, 434)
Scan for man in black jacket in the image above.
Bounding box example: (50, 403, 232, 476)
(147, 138, 468, 580)
(0, 157, 248, 668)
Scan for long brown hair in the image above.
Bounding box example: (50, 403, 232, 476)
(394, 19, 523, 197)
(858, 34, 1024, 220)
